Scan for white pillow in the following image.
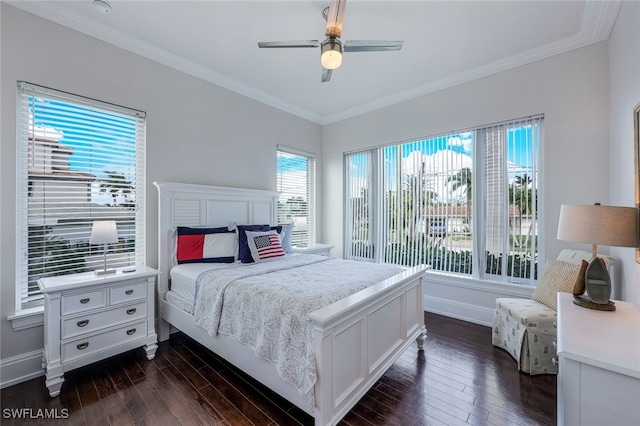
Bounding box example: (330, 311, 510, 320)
(278, 224, 293, 253)
(556, 249, 615, 267)
(245, 230, 286, 262)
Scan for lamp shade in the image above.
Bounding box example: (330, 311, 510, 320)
(294, 216, 308, 231)
(89, 220, 119, 245)
(557, 204, 638, 248)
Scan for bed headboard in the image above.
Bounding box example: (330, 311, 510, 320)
(153, 181, 279, 296)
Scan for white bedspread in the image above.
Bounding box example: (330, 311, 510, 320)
(192, 254, 404, 403)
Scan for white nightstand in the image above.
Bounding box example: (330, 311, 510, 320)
(38, 266, 159, 397)
(291, 243, 335, 256)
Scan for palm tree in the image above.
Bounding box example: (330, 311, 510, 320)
(448, 167, 472, 224)
(99, 171, 133, 207)
(514, 173, 532, 190)
(510, 173, 534, 246)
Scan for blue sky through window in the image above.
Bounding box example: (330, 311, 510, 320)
(29, 98, 136, 177)
(349, 124, 538, 199)
(30, 97, 138, 204)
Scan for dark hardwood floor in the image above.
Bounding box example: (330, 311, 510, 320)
(1, 312, 556, 425)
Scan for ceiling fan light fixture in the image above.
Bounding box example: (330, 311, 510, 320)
(321, 38, 343, 70)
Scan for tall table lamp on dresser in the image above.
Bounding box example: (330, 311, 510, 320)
(90, 220, 119, 275)
(557, 203, 638, 310)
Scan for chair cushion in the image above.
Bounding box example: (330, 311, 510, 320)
(531, 259, 581, 310)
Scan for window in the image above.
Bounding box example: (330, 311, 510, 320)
(276, 146, 316, 246)
(344, 115, 542, 286)
(16, 82, 146, 311)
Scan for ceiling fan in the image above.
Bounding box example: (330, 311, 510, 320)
(257, 0, 403, 83)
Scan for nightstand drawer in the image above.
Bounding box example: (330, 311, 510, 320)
(62, 320, 147, 363)
(61, 301, 147, 339)
(110, 281, 147, 305)
(61, 289, 107, 316)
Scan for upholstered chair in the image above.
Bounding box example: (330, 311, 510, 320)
(492, 249, 615, 374)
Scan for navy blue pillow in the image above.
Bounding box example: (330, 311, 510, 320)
(237, 224, 270, 263)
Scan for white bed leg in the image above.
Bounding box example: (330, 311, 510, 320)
(416, 326, 427, 351)
(158, 318, 171, 342)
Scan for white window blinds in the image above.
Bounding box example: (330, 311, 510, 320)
(344, 115, 542, 286)
(16, 82, 146, 310)
(276, 146, 316, 246)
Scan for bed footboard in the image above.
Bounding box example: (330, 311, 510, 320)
(309, 265, 428, 426)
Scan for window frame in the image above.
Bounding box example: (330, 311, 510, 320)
(276, 145, 316, 246)
(13, 82, 147, 320)
(344, 115, 543, 287)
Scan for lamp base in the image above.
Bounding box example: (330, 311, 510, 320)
(572, 294, 616, 311)
(95, 269, 116, 276)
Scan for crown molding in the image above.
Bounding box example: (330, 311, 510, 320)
(6, 1, 323, 124)
(321, 0, 622, 124)
(7, 1, 621, 126)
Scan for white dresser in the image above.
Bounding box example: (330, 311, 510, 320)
(556, 292, 640, 425)
(38, 266, 159, 397)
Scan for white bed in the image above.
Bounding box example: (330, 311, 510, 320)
(154, 181, 428, 426)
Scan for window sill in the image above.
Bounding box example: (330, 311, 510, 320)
(423, 269, 535, 298)
(8, 307, 44, 331)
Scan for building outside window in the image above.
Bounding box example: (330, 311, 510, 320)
(344, 115, 542, 286)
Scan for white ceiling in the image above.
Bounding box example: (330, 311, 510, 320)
(9, 1, 621, 124)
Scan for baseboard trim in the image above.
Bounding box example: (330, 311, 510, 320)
(0, 349, 45, 389)
(423, 294, 494, 327)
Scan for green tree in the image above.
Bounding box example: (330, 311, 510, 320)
(447, 167, 472, 223)
(99, 171, 134, 207)
(509, 173, 536, 248)
(28, 226, 87, 292)
(514, 173, 532, 191)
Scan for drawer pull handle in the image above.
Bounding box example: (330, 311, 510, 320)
(125, 290, 134, 295)
(77, 320, 89, 327)
(126, 308, 136, 315)
(76, 342, 89, 350)
(80, 298, 90, 304)
(126, 328, 136, 336)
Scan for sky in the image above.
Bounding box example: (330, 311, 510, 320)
(30, 97, 138, 204)
(348, 124, 540, 203)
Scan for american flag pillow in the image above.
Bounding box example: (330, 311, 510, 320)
(245, 230, 286, 262)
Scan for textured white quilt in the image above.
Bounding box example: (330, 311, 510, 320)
(192, 254, 404, 403)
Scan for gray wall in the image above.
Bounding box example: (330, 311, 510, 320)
(609, 0, 640, 306)
(0, 5, 322, 361)
(321, 42, 612, 324)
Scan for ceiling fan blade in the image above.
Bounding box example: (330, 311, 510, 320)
(344, 40, 404, 52)
(321, 68, 333, 83)
(325, 0, 346, 38)
(258, 40, 320, 48)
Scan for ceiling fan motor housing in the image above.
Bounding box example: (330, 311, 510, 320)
(321, 37, 343, 69)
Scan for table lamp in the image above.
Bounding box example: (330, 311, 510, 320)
(90, 220, 118, 275)
(557, 204, 638, 310)
(294, 216, 308, 247)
